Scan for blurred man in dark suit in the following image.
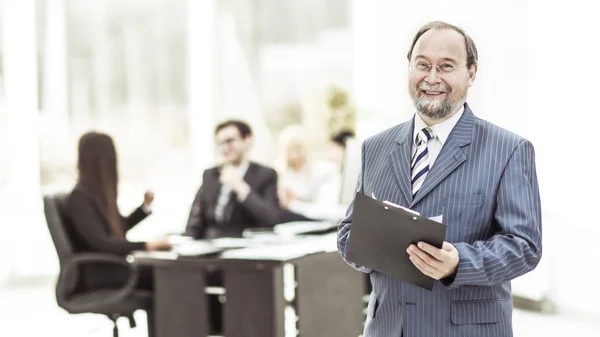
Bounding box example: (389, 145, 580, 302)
(185, 120, 280, 239)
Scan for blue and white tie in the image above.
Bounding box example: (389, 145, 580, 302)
(411, 127, 435, 199)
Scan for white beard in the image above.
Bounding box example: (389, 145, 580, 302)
(414, 95, 456, 120)
(413, 82, 468, 120)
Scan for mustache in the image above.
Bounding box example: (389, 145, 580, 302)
(418, 83, 450, 92)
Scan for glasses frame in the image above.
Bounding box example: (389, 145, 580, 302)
(409, 61, 465, 75)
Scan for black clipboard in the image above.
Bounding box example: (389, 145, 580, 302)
(346, 192, 447, 290)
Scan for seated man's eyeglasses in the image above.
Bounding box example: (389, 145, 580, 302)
(217, 137, 241, 147)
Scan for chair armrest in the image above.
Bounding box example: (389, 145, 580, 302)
(65, 253, 133, 268)
(57, 253, 140, 312)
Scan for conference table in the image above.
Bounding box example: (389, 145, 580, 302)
(131, 224, 366, 337)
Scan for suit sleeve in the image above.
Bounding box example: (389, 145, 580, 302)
(443, 140, 542, 288)
(122, 205, 150, 231)
(238, 169, 281, 227)
(337, 142, 373, 273)
(67, 190, 146, 256)
(185, 171, 208, 238)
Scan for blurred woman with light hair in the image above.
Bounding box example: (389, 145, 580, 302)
(276, 125, 316, 209)
(276, 125, 348, 222)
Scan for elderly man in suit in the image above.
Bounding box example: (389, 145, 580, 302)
(337, 21, 542, 337)
(185, 120, 281, 239)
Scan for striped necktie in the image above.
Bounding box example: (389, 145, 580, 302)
(411, 127, 436, 198)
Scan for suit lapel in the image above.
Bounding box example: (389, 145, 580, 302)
(242, 162, 257, 186)
(410, 105, 474, 207)
(208, 168, 223, 219)
(388, 119, 414, 205)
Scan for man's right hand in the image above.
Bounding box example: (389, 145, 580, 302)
(146, 237, 173, 251)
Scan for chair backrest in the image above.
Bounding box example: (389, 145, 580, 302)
(43, 193, 74, 267)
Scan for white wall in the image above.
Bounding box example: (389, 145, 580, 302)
(1, 0, 56, 279)
(353, 0, 532, 137)
(526, 0, 600, 315)
(0, 0, 220, 282)
(352, 0, 600, 315)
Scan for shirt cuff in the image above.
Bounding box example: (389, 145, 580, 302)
(141, 204, 152, 214)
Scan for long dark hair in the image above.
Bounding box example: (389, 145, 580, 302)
(77, 131, 123, 237)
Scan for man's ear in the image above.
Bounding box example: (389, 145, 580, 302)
(243, 135, 254, 148)
(467, 64, 478, 87)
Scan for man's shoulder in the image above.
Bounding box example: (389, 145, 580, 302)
(249, 162, 277, 176)
(363, 121, 411, 148)
(203, 162, 276, 177)
(473, 116, 529, 148)
(203, 166, 221, 176)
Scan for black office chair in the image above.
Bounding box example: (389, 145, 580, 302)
(43, 193, 155, 337)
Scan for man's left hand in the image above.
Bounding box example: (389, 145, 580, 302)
(407, 241, 459, 280)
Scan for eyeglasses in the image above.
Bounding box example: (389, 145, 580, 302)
(410, 61, 463, 74)
(216, 137, 241, 147)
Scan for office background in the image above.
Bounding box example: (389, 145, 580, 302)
(1, 0, 599, 336)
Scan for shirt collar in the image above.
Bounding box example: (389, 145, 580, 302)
(238, 161, 250, 177)
(413, 105, 465, 146)
(222, 160, 250, 177)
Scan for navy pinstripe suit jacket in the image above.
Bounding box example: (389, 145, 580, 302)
(338, 103, 542, 337)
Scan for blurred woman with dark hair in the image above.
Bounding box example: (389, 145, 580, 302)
(66, 131, 171, 290)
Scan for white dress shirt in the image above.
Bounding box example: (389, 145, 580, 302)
(412, 106, 464, 168)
